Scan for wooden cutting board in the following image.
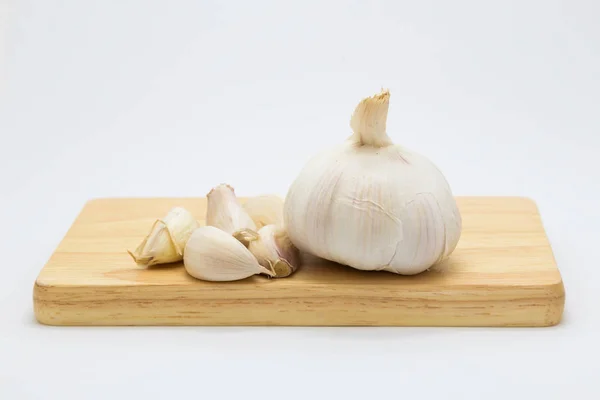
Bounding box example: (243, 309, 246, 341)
(33, 197, 565, 327)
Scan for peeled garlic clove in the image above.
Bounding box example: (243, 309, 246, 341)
(206, 184, 257, 234)
(184, 226, 274, 281)
(242, 195, 285, 229)
(128, 207, 199, 266)
(246, 225, 300, 278)
(283, 89, 462, 275)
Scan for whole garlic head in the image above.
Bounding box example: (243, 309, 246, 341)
(283, 90, 461, 275)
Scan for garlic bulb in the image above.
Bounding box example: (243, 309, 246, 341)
(283, 89, 462, 275)
(235, 225, 300, 278)
(128, 207, 199, 266)
(206, 184, 257, 234)
(242, 195, 285, 229)
(184, 226, 275, 281)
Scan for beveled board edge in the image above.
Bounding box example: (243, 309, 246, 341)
(32, 274, 565, 327)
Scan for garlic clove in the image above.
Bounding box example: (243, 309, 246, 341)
(242, 195, 285, 229)
(184, 226, 275, 281)
(246, 224, 300, 278)
(128, 206, 199, 266)
(206, 184, 257, 235)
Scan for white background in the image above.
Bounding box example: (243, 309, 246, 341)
(1, 0, 599, 399)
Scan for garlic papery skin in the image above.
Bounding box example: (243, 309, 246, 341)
(206, 184, 257, 235)
(245, 225, 300, 278)
(283, 89, 462, 275)
(128, 207, 200, 266)
(232, 228, 260, 248)
(242, 195, 285, 229)
(184, 226, 275, 281)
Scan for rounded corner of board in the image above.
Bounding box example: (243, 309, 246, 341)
(82, 197, 111, 208)
(516, 196, 540, 211)
(32, 279, 60, 326)
(540, 278, 566, 327)
(548, 277, 566, 297)
(32, 309, 58, 326)
(32, 297, 55, 327)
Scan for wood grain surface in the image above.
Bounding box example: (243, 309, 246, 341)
(33, 197, 565, 327)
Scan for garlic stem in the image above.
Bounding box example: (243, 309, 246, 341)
(349, 89, 393, 148)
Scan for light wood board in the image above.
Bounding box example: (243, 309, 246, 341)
(33, 197, 565, 327)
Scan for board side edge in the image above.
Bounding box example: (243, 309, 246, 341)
(32, 277, 567, 327)
(541, 277, 566, 326)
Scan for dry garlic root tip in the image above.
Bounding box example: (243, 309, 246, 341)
(242, 195, 285, 229)
(206, 183, 257, 234)
(128, 207, 199, 266)
(184, 226, 275, 282)
(246, 225, 300, 278)
(232, 228, 260, 247)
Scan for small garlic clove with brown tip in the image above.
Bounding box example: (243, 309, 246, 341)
(128, 207, 199, 266)
(184, 226, 275, 282)
(242, 195, 285, 229)
(246, 224, 300, 278)
(206, 184, 256, 234)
